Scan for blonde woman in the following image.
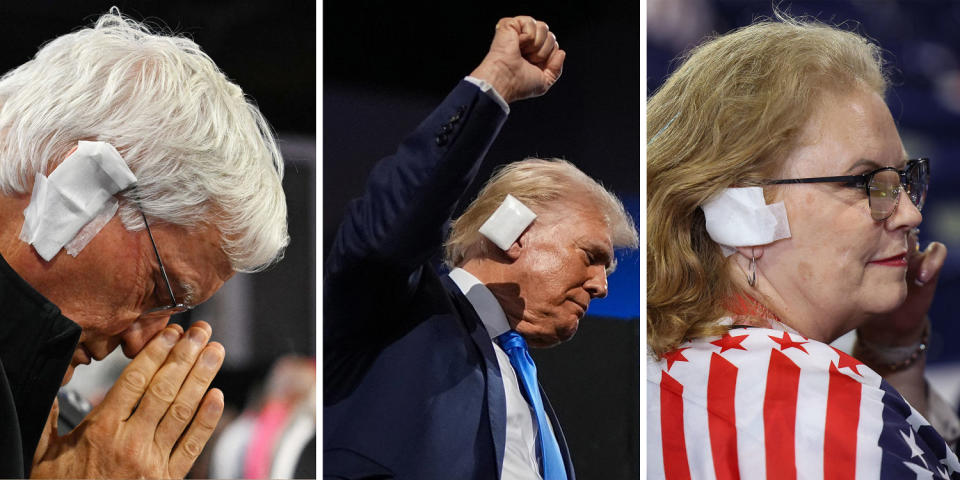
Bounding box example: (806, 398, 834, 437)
(647, 15, 960, 478)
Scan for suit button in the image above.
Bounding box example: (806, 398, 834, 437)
(438, 124, 453, 134)
(436, 134, 448, 146)
(449, 114, 461, 123)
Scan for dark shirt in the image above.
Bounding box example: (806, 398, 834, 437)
(0, 254, 80, 477)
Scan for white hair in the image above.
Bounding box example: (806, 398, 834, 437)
(0, 8, 288, 272)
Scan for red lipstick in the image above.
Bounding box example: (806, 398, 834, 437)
(870, 253, 907, 267)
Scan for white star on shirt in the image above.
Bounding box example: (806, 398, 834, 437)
(903, 461, 934, 479)
(906, 407, 927, 431)
(943, 457, 960, 476)
(936, 463, 949, 478)
(901, 428, 928, 468)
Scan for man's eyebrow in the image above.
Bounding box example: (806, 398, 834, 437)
(579, 240, 614, 266)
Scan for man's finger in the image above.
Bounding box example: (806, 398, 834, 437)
(534, 21, 549, 52)
(526, 30, 556, 65)
(32, 398, 59, 464)
(153, 342, 225, 452)
(130, 323, 211, 427)
(520, 20, 547, 56)
(100, 326, 181, 418)
(515, 16, 537, 49)
(168, 388, 225, 479)
(542, 48, 566, 86)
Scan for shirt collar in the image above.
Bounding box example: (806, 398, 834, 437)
(448, 267, 511, 339)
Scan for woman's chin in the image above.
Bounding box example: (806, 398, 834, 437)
(865, 280, 910, 315)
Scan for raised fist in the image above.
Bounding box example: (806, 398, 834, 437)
(470, 16, 565, 104)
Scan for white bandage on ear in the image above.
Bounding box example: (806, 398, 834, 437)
(20, 141, 137, 261)
(701, 187, 791, 257)
(478, 194, 537, 250)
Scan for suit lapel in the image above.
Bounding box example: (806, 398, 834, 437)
(441, 275, 507, 478)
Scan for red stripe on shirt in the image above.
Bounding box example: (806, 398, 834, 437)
(764, 348, 800, 480)
(823, 362, 862, 479)
(660, 371, 692, 480)
(708, 352, 740, 480)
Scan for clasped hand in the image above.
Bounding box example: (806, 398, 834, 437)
(31, 321, 225, 479)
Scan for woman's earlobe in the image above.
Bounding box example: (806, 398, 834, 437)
(735, 246, 763, 260)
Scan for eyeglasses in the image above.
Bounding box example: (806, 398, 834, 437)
(762, 158, 930, 221)
(140, 209, 193, 316)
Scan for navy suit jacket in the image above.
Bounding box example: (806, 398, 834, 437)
(324, 81, 575, 479)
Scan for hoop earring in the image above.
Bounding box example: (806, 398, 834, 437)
(747, 254, 757, 287)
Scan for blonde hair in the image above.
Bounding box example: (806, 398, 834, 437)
(647, 14, 888, 357)
(445, 158, 638, 268)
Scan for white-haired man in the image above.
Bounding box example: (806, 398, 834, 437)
(0, 10, 287, 478)
(325, 15, 638, 479)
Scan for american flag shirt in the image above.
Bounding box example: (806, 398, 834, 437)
(647, 321, 960, 479)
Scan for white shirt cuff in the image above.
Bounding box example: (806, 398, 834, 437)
(464, 76, 510, 114)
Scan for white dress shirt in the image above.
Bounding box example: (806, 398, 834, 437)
(464, 76, 510, 113)
(448, 267, 543, 480)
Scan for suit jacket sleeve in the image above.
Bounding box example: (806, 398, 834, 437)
(324, 80, 508, 341)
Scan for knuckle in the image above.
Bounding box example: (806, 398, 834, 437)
(169, 402, 195, 424)
(181, 437, 205, 458)
(149, 379, 179, 402)
(189, 367, 215, 386)
(120, 370, 149, 393)
(196, 413, 220, 430)
(172, 345, 199, 364)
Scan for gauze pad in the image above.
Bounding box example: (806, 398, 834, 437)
(701, 187, 791, 257)
(478, 194, 537, 250)
(20, 141, 137, 261)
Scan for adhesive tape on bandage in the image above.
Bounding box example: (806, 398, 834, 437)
(478, 194, 537, 251)
(701, 187, 791, 257)
(19, 141, 137, 261)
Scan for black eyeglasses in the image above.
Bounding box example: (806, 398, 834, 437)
(140, 209, 193, 316)
(762, 158, 930, 221)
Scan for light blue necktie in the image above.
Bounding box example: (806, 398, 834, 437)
(498, 330, 568, 480)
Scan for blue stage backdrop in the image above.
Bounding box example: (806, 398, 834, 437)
(585, 194, 641, 320)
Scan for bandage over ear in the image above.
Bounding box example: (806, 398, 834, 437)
(701, 187, 791, 257)
(478, 194, 537, 250)
(20, 141, 137, 261)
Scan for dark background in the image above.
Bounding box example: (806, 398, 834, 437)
(649, 0, 960, 367)
(324, 0, 641, 478)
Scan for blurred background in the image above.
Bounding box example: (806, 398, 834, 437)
(323, 0, 640, 478)
(649, 0, 960, 409)
(0, 2, 316, 478)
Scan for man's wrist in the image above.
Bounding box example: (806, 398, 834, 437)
(464, 76, 510, 114)
(469, 59, 518, 105)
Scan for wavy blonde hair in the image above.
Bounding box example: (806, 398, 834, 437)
(647, 13, 888, 357)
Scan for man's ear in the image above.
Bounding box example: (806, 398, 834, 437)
(503, 230, 526, 261)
